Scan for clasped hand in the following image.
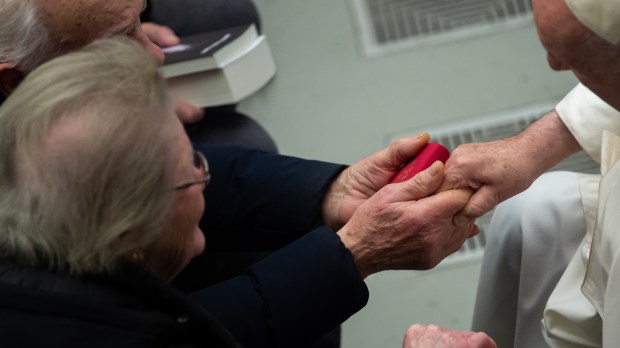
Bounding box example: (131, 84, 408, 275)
(439, 110, 582, 225)
(323, 133, 478, 277)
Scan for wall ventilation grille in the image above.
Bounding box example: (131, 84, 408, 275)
(349, 0, 533, 56)
(388, 102, 600, 267)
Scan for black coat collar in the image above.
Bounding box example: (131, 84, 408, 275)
(0, 263, 242, 348)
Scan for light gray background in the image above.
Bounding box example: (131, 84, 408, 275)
(239, 1, 577, 346)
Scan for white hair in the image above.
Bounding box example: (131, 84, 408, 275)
(0, 37, 179, 276)
(0, 0, 55, 72)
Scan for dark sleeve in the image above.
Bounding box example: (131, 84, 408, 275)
(198, 145, 346, 251)
(188, 227, 369, 348)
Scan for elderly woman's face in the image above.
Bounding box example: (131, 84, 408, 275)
(169, 117, 206, 270)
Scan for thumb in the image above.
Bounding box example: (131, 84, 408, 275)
(392, 161, 444, 201)
(453, 185, 497, 226)
(386, 133, 430, 170)
(436, 159, 458, 193)
(175, 100, 205, 124)
(469, 332, 497, 348)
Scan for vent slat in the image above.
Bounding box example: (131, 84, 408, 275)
(368, 0, 532, 42)
(354, 0, 533, 52)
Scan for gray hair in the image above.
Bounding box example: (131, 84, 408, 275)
(0, 37, 177, 276)
(0, 0, 56, 72)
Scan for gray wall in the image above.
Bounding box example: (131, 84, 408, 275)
(239, 0, 578, 346)
(241, 0, 577, 163)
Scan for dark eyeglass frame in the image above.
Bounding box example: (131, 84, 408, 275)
(173, 151, 211, 191)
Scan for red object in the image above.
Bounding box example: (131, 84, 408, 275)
(391, 142, 450, 183)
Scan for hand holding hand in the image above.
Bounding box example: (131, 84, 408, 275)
(337, 161, 477, 277)
(403, 324, 497, 348)
(439, 137, 534, 224)
(322, 133, 431, 229)
(438, 110, 581, 225)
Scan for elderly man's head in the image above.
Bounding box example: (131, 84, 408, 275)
(0, 37, 205, 281)
(0, 0, 163, 95)
(532, 0, 620, 107)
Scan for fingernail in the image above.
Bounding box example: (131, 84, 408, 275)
(427, 161, 440, 176)
(165, 32, 180, 43)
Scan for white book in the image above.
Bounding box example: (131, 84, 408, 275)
(159, 24, 277, 108)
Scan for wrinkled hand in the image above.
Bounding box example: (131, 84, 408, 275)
(322, 133, 432, 229)
(403, 325, 497, 348)
(439, 137, 535, 225)
(141, 23, 180, 48)
(175, 100, 205, 124)
(439, 110, 581, 225)
(337, 161, 477, 277)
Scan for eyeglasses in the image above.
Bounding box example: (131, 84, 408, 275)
(173, 151, 211, 191)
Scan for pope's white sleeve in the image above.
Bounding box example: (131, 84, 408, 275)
(556, 83, 620, 163)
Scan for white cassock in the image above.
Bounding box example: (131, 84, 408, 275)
(543, 84, 620, 347)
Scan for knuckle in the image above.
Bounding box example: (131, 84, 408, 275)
(409, 171, 431, 191)
(392, 137, 408, 147)
(427, 324, 442, 332)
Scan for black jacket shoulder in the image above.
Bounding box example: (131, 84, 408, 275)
(0, 264, 242, 348)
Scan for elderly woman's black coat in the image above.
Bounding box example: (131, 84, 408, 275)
(0, 146, 369, 348)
